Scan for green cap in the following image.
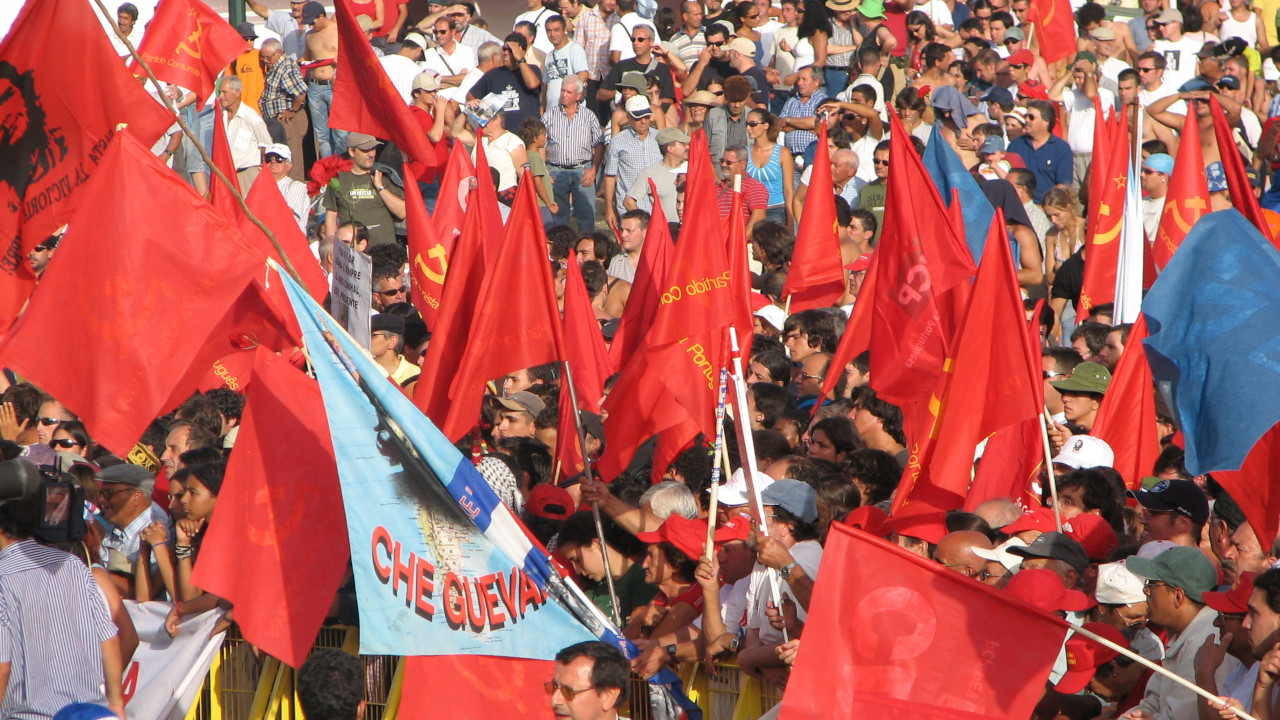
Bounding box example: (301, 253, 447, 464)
(1125, 546, 1218, 603)
(1050, 361, 1112, 395)
(856, 0, 886, 18)
(1075, 51, 1098, 64)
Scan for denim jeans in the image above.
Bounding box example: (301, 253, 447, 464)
(306, 82, 347, 158)
(550, 165, 596, 231)
(825, 67, 851, 97)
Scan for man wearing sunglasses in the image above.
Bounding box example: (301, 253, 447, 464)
(322, 133, 406, 248)
(371, 262, 409, 312)
(547, 641, 630, 720)
(264, 144, 309, 233)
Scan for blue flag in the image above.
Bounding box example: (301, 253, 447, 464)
(1142, 209, 1280, 476)
(923, 123, 995, 264)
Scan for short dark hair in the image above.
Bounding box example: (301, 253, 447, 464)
(0, 384, 44, 427)
(1118, 68, 1139, 85)
(751, 221, 794, 267)
(297, 650, 364, 720)
(848, 208, 877, 235)
(811, 416, 862, 456)
(750, 351, 791, 385)
(1071, 322, 1110, 356)
(1043, 346, 1084, 375)
(750, 383, 794, 427)
(495, 436, 553, 489)
(1007, 168, 1036, 196)
(179, 447, 224, 468)
(554, 641, 631, 708)
(1025, 100, 1056, 131)
(578, 231, 619, 264)
(558, 511, 646, 557)
(781, 309, 843, 354)
(1057, 467, 1126, 534)
(1110, 322, 1133, 345)
(855, 388, 904, 445)
(753, 429, 793, 463)
(841, 448, 901, 505)
(504, 32, 529, 50)
(176, 394, 225, 438)
(204, 388, 246, 422)
(922, 42, 952, 68)
(1138, 50, 1166, 70)
(620, 208, 650, 231)
(1255, 568, 1280, 614)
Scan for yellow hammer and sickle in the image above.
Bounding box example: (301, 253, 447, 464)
(176, 24, 203, 59)
(1171, 197, 1207, 233)
(415, 245, 449, 285)
(1093, 202, 1121, 244)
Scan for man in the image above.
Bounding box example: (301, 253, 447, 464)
(608, 0, 658, 66)
(1048, 361, 1110, 433)
(544, 14, 589, 105)
(371, 264, 408, 311)
(850, 388, 907, 468)
(380, 31, 428, 103)
(858, 140, 890, 244)
(370, 315, 418, 387)
(468, 33, 543, 130)
(502, 365, 557, 396)
(229, 23, 267, 114)
(608, 209, 649, 282)
(913, 42, 957, 91)
(557, 511, 657, 619)
(514, 0, 556, 55)
(0, 477, 124, 718)
(1131, 479, 1209, 546)
(422, 18, 477, 90)
(247, 0, 309, 59)
(35, 397, 75, 446)
(1089, 27, 1132, 90)
(298, 649, 365, 719)
(264, 144, 310, 232)
(669, 1, 706, 68)
(1009, 531, 1091, 590)
(158, 420, 218, 477)
(778, 66, 829, 157)
(1008, 168, 1051, 254)
(1140, 152, 1173, 239)
(1136, 50, 1182, 110)
(715, 146, 769, 236)
(1090, 560, 1165, 661)
(302, 2, 344, 158)
(110, 2, 144, 57)
(1050, 53, 1116, 187)
(1224, 522, 1280, 577)
(544, 75, 603, 231)
(557, 0, 611, 122)
(936, 531, 996, 579)
(1197, 572, 1263, 715)
(1127, 546, 1241, 720)
(217, 76, 272, 188)
(706, 75, 752, 170)
(603, 98, 661, 230)
(1150, 8, 1200, 89)
(97, 464, 173, 594)
(782, 308, 841, 363)
(793, 352, 832, 411)
(26, 235, 57, 279)
(490, 392, 545, 440)
(1056, 624, 1153, 715)
(548, 641, 631, 720)
(599, 24, 675, 108)
(1096, 323, 1130, 371)
(1130, 0, 1165, 53)
(794, 148, 862, 223)
(420, 2, 501, 52)
(259, 38, 309, 181)
(1007, 100, 1072, 203)
(625, 127, 689, 218)
(323, 134, 406, 247)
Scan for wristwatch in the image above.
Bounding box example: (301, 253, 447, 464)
(729, 636, 741, 653)
(778, 561, 798, 580)
(665, 644, 677, 659)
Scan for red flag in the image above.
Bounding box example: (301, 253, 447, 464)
(472, 138, 507, 264)
(816, 254, 878, 415)
(1091, 315, 1160, 490)
(1215, 421, 1280, 550)
(563, 253, 611, 412)
(782, 123, 844, 311)
(441, 172, 566, 441)
(413, 189, 490, 427)
(192, 347, 347, 668)
(209, 106, 243, 219)
(869, 109, 975, 410)
(329, 0, 437, 164)
(130, 0, 245, 103)
(1030, 0, 1076, 64)
(893, 212, 1042, 517)
(0, 0, 173, 326)
(1153, 104, 1210, 271)
(240, 168, 328, 301)
(778, 524, 1068, 720)
(608, 189, 675, 372)
(723, 187, 755, 366)
(403, 161, 445, 325)
(0, 131, 262, 454)
(1079, 105, 1130, 318)
(430, 141, 477, 245)
(401, 656, 553, 720)
(1209, 95, 1272, 240)
(964, 417, 1046, 512)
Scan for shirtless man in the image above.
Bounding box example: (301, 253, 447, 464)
(302, 2, 343, 158)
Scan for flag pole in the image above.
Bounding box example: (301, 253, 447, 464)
(1068, 622, 1260, 720)
(1040, 412, 1063, 531)
(90, 0, 307, 287)
(561, 360, 623, 627)
(706, 330, 733, 559)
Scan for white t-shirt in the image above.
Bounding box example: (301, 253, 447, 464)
(544, 41, 590, 105)
(1061, 86, 1116, 154)
(1139, 81, 1186, 116)
(914, 0, 953, 27)
(472, 131, 527, 191)
(757, 18, 784, 66)
(515, 7, 556, 54)
(423, 43, 477, 79)
(610, 13, 658, 62)
(746, 539, 823, 645)
(379, 54, 425, 104)
(1152, 36, 1204, 89)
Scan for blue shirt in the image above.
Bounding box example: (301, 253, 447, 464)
(1007, 134, 1073, 204)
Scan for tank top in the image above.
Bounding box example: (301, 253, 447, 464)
(748, 143, 785, 206)
(1220, 11, 1259, 47)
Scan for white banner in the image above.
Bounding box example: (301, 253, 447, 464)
(121, 601, 226, 720)
(330, 242, 373, 351)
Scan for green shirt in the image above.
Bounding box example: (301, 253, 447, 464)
(585, 559, 658, 622)
(322, 171, 405, 247)
(858, 179, 887, 246)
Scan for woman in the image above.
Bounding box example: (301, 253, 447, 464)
(784, 0, 832, 88)
(905, 11, 938, 80)
(50, 420, 91, 458)
(896, 87, 934, 145)
(1219, 0, 1269, 52)
(624, 534, 701, 641)
(745, 110, 796, 227)
(826, 0, 861, 94)
(680, 90, 718, 136)
(164, 463, 231, 636)
(732, 1, 764, 49)
(806, 416, 861, 463)
(1043, 186, 1084, 289)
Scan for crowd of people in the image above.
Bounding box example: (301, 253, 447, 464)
(6, 0, 1280, 716)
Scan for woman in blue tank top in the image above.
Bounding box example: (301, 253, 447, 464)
(745, 109, 796, 227)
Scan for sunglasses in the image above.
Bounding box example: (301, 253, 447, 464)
(38, 417, 62, 426)
(266, 156, 287, 164)
(1137, 66, 1157, 73)
(746, 120, 764, 126)
(376, 286, 408, 296)
(873, 158, 890, 165)
(50, 438, 80, 448)
(543, 681, 596, 702)
(712, 90, 725, 95)
(707, 40, 725, 47)
(1010, 63, 1029, 69)
(1003, 37, 1020, 45)
(434, 29, 450, 34)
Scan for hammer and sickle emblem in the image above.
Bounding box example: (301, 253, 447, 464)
(415, 245, 449, 284)
(1093, 202, 1121, 245)
(176, 23, 203, 59)
(1169, 197, 1207, 233)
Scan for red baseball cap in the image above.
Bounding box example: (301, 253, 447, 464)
(1018, 80, 1049, 100)
(1204, 571, 1258, 615)
(1062, 513, 1118, 561)
(843, 506, 891, 537)
(1003, 507, 1058, 535)
(843, 253, 873, 273)
(527, 484, 575, 521)
(1056, 622, 1127, 695)
(1005, 568, 1096, 614)
(1007, 49, 1035, 67)
(636, 515, 709, 562)
(713, 515, 753, 544)
(886, 511, 947, 545)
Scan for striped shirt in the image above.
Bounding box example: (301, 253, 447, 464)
(543, 102, 604, 167)
(278, 176, 312, 233)
(604, 125, 661, 214)
(667, 27, 707, 68)
(574, 7, 612, 81)
(780, 89, 829, 154)
(457, 24, 502, 53)
(828, 20, 856, 68)
(100, 501, 173, 569)
(0, 540, 117, 719)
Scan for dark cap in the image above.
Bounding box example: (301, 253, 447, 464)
(237, 21, 258, 38)
(301, 1, 326, 25)
(1128, 479, 1209, 525)
(1007, 531, 1090, 574)
(98, 463, 156, 496)
(1125, 545, 1217, 602)
(371, 314, 405, 335)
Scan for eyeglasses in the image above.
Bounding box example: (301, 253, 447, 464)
(745, 120, 764, 127)
(50, 438, 81, 448)
(1142, 579, 1169, 595)
(434, 29, 450, 34)
(1003, 37, 1020, 45)
(873, 158, 890, 166)
(799, 371, 823, 380)
(632, 35, 651, 42)
(712, 90, 725, 96)
(375, 286, 408, 297)
(100, 487, 137, 500)
(544, 681, 598, 702)
(707, 40, 726, 47)
(1043, 370, 1065, 379)
(38, 417, 63, 426)
(1220, 612, 1247, 622)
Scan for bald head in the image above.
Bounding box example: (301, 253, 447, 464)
(832, 149, 859, 182)
(935, 531, 994, 579)
(974, 497, 1024, 531)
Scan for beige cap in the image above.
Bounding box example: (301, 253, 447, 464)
(684, 89, 719, 106)
(727, 37, 757, 57)
(412, 72, 440, 92)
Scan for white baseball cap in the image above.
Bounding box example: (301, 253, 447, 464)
(1094, 561, 1146, 605)
(1052, 435, 1114, 470)
(711, 468, 774, 507)
(973, 537, 1027, 573)
(754, 305, 786, 333)
(264, 143, 291, 161)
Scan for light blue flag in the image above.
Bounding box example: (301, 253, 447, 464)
(1142, 209, 1280, 475)
(923, 123, 996, 263)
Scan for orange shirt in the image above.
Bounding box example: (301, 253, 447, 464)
(229, 49, 266, 113)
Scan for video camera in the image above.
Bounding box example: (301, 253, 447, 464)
(0, 456, 87, 545)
